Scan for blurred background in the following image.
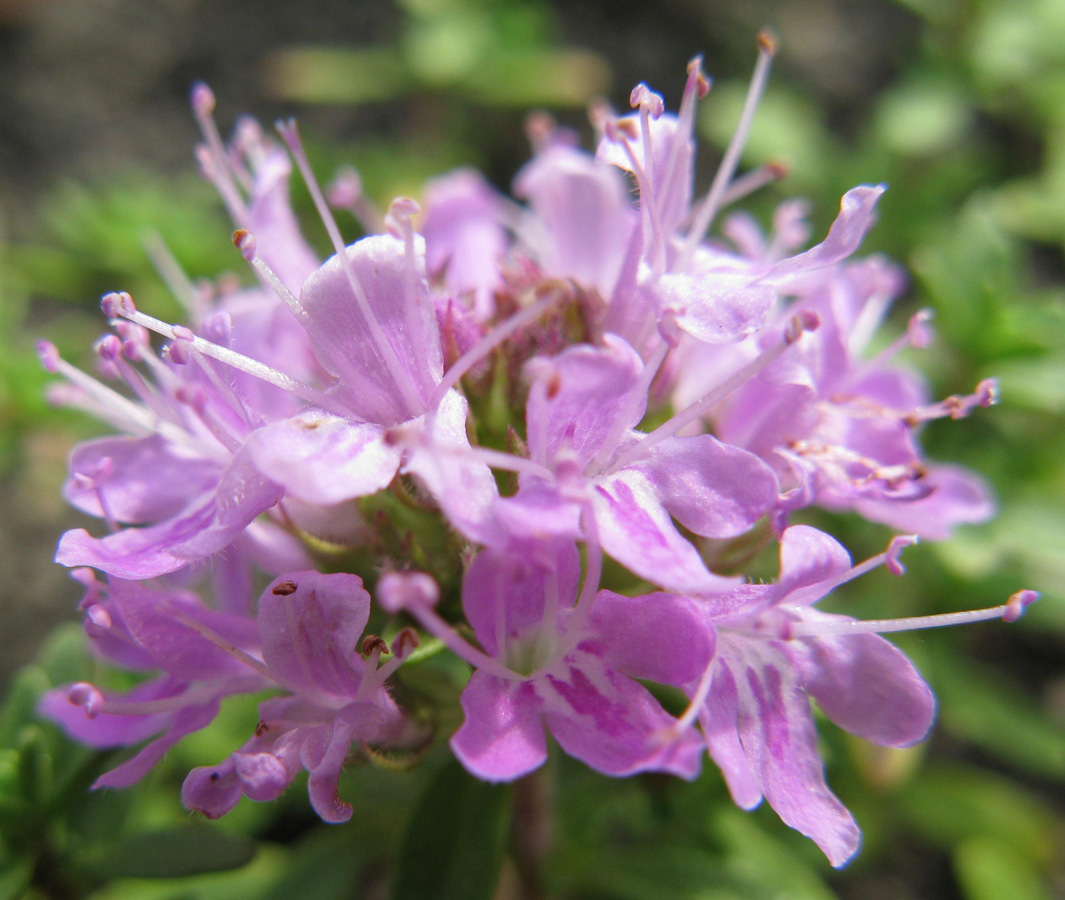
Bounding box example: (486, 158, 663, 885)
(0, 0, 1063, 898)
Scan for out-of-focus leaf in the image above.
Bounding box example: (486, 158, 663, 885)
(264, 47, 411, 104)
(0, 857, 33, 900)
(391, 757, 510, 900)
(955, 836, 1053, 900)
(85, 827, 256, 879)
(872, 78, 972, 156)
(710, 807, 838, 900)
(897, 764, 1063, 863)
(563, 843, 728, 900)
(261, 827, 363, 900)
(930, 650, 1065, 780)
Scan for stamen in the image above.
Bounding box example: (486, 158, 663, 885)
(104, 291, 354, 419)
(377, 572, 523, 682)
(611, 312, 818, 470)
(559, 499, 605, 652)
(789, 589, 1040, 637)
(38, 339, 187, 441)
(233, 230, 307, 321)
(276, 119, 425, 418)
(190, 82, 248, 228)
(682, 30, 778, 264)
(904, 379, 998, 426)
(786, 534, 918, 608)
(166, 605, 272, 680)
(719, 160, 789, 207)
(328, 166, 384, 235)
(143, 233, 207, 322)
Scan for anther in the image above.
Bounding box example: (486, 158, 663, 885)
(271, 580, 298, 596)
(391, 627, 420, 660)
(686, 56, 711, 99)
(1003, 589, 1038, 623)
(361, 635, 390, 658)
(190, 81, 216, 116)
(69, 682, 105, 718)
(232, 229, 256, 261)
(630, 83, 665, 118)
(36, 340, 61, 373)
(886, 534, 919, 575)
(785, 310, 821, 344)
(101, 291, 136, 319)
(757, 28, 779, 56)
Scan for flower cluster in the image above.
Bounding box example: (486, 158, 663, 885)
(39, 40, 1036, 866)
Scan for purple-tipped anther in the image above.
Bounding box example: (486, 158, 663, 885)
(36, 340, 61, 373)
(785, 309, 821, 344)
(101, 291, 135, 318)
(886, 534, 919, 576)
(68, 682, 104, 718)
(1003, 589, 1039, 623)
(376, 571, 440, 615)
(190, 81, 216, 116)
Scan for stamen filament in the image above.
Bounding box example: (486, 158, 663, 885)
(789, 591, 1039, 637)
(277, 120, 425, 419)
(107, 294, 354, 419)
(682, 31, 777, 264)
(404, 603, 524, 682)
(611, 313, 814, 470)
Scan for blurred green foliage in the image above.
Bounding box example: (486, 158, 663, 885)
(2, 0, 1064, 897)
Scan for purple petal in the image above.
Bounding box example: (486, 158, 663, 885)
(525, 336, 646, 470)
(514, 145, 635, 295)
(298, 234, 441, 425)
(587, 590, 714, 686)
(94, 699, 221, 789)
(638, 434, 778, 538)
(539, 656, 703, 779)
(451, 672, 548, 781)
(109, 581, 261, 680)
(794, 611, 936, 747)
(258, 571, 370, 697)
(593, 470, 737, 594)
(766, 185, 885, 282)
(777, 525, 852, 604)
(64, 435, 219, 524)
(462, 542, 581, 656)
(851, 463, 995, 540)
(182, 760, 243, 819)
(246, 411, 400, 505)
(697, 658, 763, 809)
(402, 391, 498, 539)
(656, 270, 775, 344)
(56, 500, 218, 578)
(727, 636, 860, 867)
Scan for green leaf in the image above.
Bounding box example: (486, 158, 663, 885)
(391, 757, 511, 900)
(0, 858, 33, 900)
(897, 764, 1061, 863)
(955, 836, 1054, 900)
(85, 827, 257, 879)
